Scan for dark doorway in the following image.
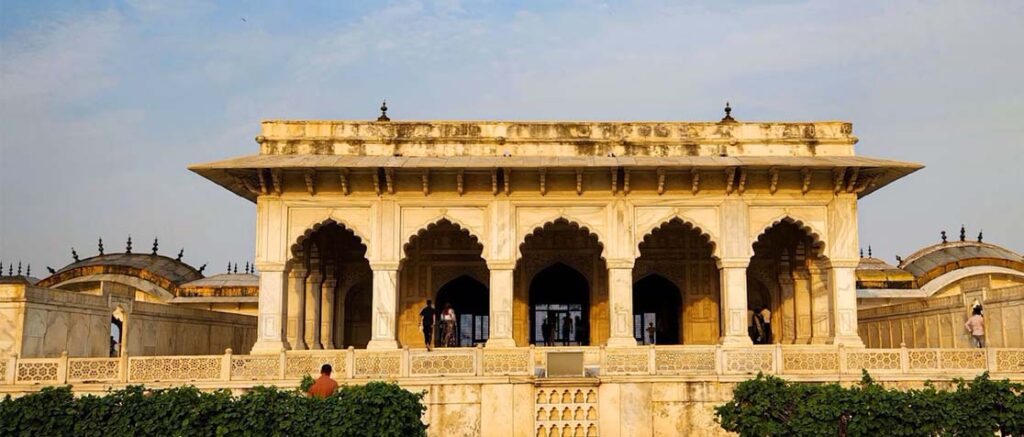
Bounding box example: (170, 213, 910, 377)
(110, 316, 123, 357)
(435, 275, 489, 347)
(633, 274, 682, 345)
(343, 281, 372, 348)
(529, 263, 589, 346)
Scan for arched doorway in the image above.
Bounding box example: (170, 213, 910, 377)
(110, 315, 123, 357)
(634, 218, 719, 344)
(632, 274, 681, 345)
(340, 276, 372, 348)
(515, 219, 607, 346)
(749, 219, 830, 344)
(435, 275, 489, 347)
(399, 219, 489, 348)
(288, 220, 371, 350)
(529, 263, 589, 346)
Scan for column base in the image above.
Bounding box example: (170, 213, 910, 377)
(250, 340, 288, 355)
(605, 337, 638, 348)
(831, 335, 865, 348)
(485, 338, 517, 348)
(366, 339, 400, 350)
(809, 336, 833, 345)
(719, 335, 754, 346)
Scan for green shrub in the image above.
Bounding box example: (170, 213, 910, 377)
(0, 382, 426, 437)
(715, 371, 1024, 437)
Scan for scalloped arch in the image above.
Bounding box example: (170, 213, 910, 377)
(290, 218, 369, 259)
(751, 215, 828, 258)
(517, 217, 606, 261)
(402, 215, 487, 257)
(636, 216, 719, 260)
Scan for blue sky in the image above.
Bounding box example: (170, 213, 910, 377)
(1, 0, 1022, 274)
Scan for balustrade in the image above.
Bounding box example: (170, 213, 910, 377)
(2, 345, 1022, 387)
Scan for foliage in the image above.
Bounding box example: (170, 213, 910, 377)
(0, 382, 427, 437)
(300, 373, 315, 393)
(715, 371, 1024, 437)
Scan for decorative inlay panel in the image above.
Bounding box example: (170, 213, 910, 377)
(845, 351, 901, 372)
(908, 350, 939, 370)
(782, 351, 839, 372)
(939, 350, 986, 369)
(232, 356, 281, 380)
(16, 360, 59, 382)
(603, 349, 649, 375)
(483, 349, 531, 375)
(724, 350, 773, 374)
(67, 358, 120, 382)
(409, 351, 476, 376)
(285, 352, 346, 378)
(996, 350, 1024, 372)
(353, 351, 400, 378)
(128, 356, 221, 381)
(535, 387, 598, 437)
(654, 349, 716, 373)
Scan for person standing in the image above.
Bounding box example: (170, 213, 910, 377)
(759, 307, 773, 344)
(440, 303, 457, 347)
(540, 318, 549, 346)
(562, 314, 573, 346)
(646, 321, 657, 345)
(752, 310, 766, 344)
(965, 306, 986, 348)
(307, 364, 338, 398)
(419, 300, 436, 350)
(574, 315, 583, 345)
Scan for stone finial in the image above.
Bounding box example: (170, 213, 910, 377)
(98, 238, 104, 255)
(959, 225, 966, 242)
(377, 100, 390, 122)
(47, 266, 56, 274)
(26, 265, 30, 277)
(126, 236, 133, 254)
(859, 248, 864, 258)
(227, 262, 232, 273)
(868, 246, 872, 257)
(895, 255, 902, 264)
(72, 248, 80, 262)
(244, 262, 250, 274)
(720, 102, 736, 123)
(176, 248, 184, 261)
(941, 230, 947, 243)
(233, 263, 238, 274)
(0, 261, 3, 274)
(978, 230, 983, 242)
(17, 262, 21, 276)
(199, 263, 207, 274)
(152, 237, 159, 255)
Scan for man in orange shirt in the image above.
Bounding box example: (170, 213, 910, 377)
(307, 364, 339, 398)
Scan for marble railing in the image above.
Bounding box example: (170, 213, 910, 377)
(2, 346, 1022, 386)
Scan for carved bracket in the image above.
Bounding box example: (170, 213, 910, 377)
(421, 169, 430, 196)
(832, 168, 845, 194)
(725, 167, 737, 195)
(491, 169, 499, 195)
(623, 169, 631, 195)
(372, 168, 382, 196)
(800, 167, 812, 195)
(576, 168, 584, 195)
(656, 168, 666, 195)
(769, 167, 779, 195)
(257, 169, 269, 194)
(271, 169, 283, 195)
(304, 169, 316, 195)
(503, 168, 512, 195)
(539, 168, 547, 196)
(385, 168, 395, 195)
(338, 169, 350, 195)
(691, 170, 700, 195)
(457, 169, 464, 196)
(737, 169, 747, 195)
(610, 168, 619, 194)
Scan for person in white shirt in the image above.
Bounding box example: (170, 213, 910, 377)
(964, 306, 985, 348)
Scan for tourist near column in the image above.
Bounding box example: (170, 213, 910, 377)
(419, 300, 436, 350)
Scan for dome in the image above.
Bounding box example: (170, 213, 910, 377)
(36, 252, 204, 296)
(856, 257, 915, 289)
(899, 240, 1024, 286)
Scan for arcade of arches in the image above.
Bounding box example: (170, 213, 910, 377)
(279, 217, 842, 350)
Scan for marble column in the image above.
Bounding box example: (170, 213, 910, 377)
(793, 266, 812, 344)
(718, 259, 753, 346)
(830, 261, 864, 347)
(809, 262, 833, 343)
(251, 265, 289, 354)
(305, 270, 323, 350)
(367, 263, 400, 349)
(606, 261, 637, 347)
(777, 260, 796, 343)
(321, 266, 337, 349)
(287, 265, 308, 350)
(486, 265, 516, 348)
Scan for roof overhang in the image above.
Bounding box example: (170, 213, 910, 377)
(190, 154, 922, 203)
